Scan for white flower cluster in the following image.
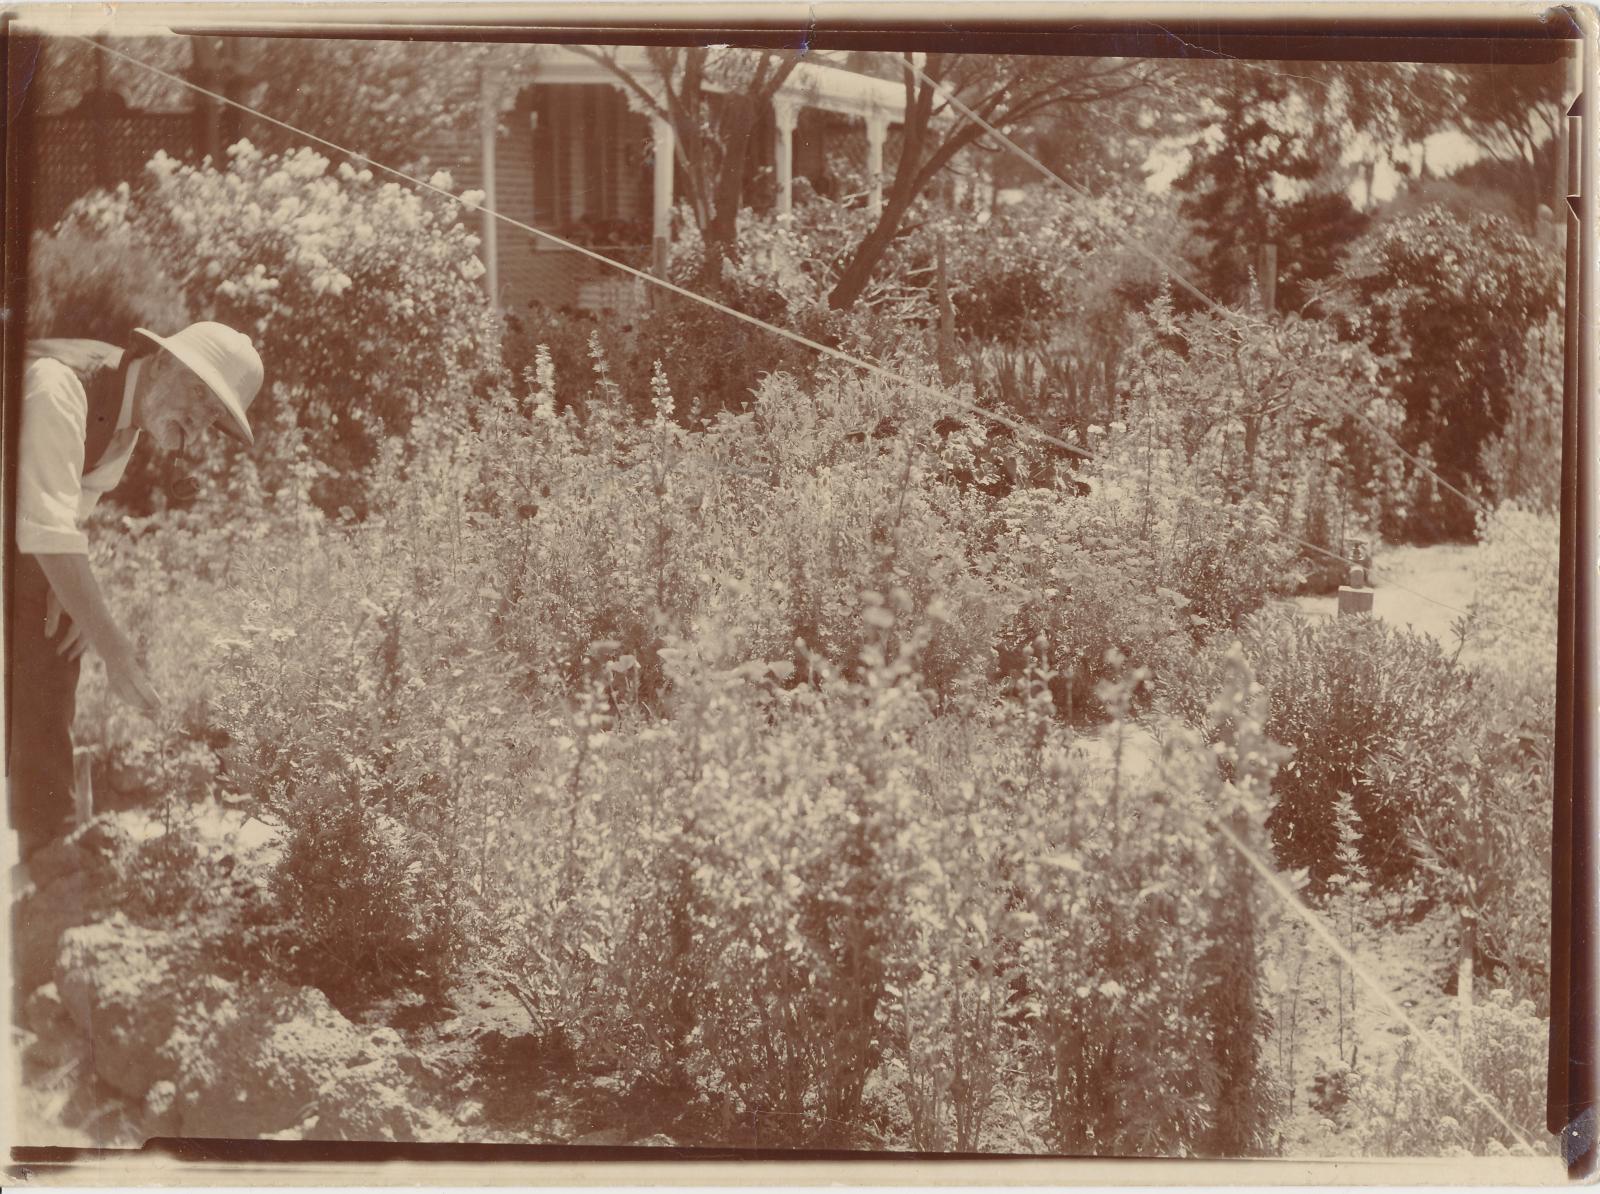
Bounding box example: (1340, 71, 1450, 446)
(118, 140, 493, 349)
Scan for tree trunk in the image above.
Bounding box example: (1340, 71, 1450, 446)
(1458, 906, 1476, 1034)
(695, 97, 760, 289)
(828, 194, 914, 310)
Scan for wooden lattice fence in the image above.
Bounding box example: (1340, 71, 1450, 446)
(29, 88, 201, 230)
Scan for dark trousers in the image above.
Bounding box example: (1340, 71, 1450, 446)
(7, 552, 81, 854)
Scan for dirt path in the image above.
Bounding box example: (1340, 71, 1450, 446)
(1287, 543, 1485, 661)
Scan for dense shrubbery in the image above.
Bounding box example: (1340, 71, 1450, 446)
(229, 521, 1288, 1149)
(500, 182, 1181, 436)
(69, 341, 1311, 1150)
(79, 314, 1554, 1150)
(1469, 501, 1559, 684)
(1159, 609, 1463, 888)
(1353, 992, 1549, 1156)
(471, 342, 1317, 724)
(1372, 662, 1553, 1008)
(1480, 316, 1562, 517)
(66, 388, 1552, 1155)
(28, 214, 192, 345)
(1158, 592, 1552, 1011)
(1332, 204, 1561, 540)
(1115, 289, 1412, 592)
(502, 196, 922, 429)
(47, 132, 1557, 1155)
(935, 186, 1182, 346)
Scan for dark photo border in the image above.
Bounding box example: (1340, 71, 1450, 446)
(3, 2, 1592, 1184)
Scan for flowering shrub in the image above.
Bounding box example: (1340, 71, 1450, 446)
(60, 142, 504, 504)
(496, 314, 1314, 726)
(501, 194, 929, 428)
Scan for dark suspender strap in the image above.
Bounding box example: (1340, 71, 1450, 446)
(80, 358, 132, 471)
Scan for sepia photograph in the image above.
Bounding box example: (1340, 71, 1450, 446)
(1, 2, 1588, 1176)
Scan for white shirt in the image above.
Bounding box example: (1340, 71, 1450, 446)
(17, 357, 142, 555)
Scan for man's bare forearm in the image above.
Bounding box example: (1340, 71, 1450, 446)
(31, 551, 136, 663)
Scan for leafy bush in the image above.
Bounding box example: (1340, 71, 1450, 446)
(1158, 607, 1479, 891)
(471, 356, 1007, 707)
(934, 185, 1182, 349)
(1162, 595, 1550, 1011)
(1026, 403, 1305, 672)
(500, 194, 928, 427)
(987, 486, 1192, 719)
(1008, 656, 1287, 1157)
(1372, 671, 1553, 1009)
(488, 616, 1287, 1152)
(1115, 288, 1408, 586)
(1469, 501, 1559, 684)
(1333, 204, 1561, 539)
(1480, 316, 1562, 517)
(71, 216, 1545, 1154)
(28, 208, 191, 344)
(267, 789, 464, 1006)
(207, 404, 523, 1008)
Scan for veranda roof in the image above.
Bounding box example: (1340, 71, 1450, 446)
(516, 44, 909, 123)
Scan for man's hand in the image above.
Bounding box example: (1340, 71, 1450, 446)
(45, 589, 88, 661)
(34, 552, 162, 720)
(103, 645, 163, 719)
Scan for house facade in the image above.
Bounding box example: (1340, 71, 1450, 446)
(432, 47, 910, 314)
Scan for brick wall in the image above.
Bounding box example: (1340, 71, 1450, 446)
(418, 84, 658, 316)
(416, 123, 554, 312)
